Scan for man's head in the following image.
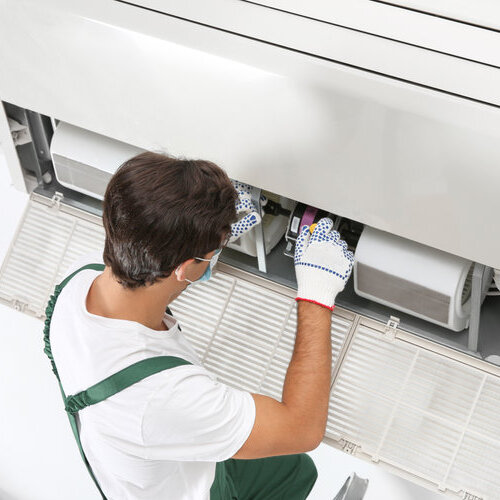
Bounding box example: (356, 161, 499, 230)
(102, 151, 237, 289)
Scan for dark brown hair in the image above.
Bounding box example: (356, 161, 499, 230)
(102, 151, 237, 289)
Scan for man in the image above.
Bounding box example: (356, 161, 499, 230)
(47, 151, 354, 499)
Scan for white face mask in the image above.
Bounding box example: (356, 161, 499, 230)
(176, 248, 222, 285)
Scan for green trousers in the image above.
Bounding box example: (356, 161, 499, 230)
(211, 453, 318, 499)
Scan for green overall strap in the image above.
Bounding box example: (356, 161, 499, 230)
(63, 356, 192, 500)
(64, 356, 193, 414)
(43, 262, 193, 500)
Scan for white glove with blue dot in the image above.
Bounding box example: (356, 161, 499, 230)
(294, 217, 355, 311)
(229, 181, 265, 242)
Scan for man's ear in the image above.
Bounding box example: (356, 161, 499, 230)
(175, 258, 196, 281)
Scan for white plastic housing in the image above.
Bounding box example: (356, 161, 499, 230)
(1, 0, 500, 269)
(353, 226, 473, 331)
(50, 122, 144, 200)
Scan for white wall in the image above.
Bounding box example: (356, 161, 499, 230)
(0, 149, 444, 499)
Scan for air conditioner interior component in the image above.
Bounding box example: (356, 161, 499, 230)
(1, 195, 499, 499)
(226, 192, 294, 258)
(8, 117, 31, 146)
(494, 269, 500, 292)
(50, 121, 144, 200)
(283, 204, 365, 259)
(49, 121, 291, 264)
(353, 226, 482, 332)
(283, 203, 339, 258)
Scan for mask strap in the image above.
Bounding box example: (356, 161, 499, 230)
(175, 265, 193, 284)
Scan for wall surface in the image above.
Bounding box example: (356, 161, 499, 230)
(0, 150, 444, 499)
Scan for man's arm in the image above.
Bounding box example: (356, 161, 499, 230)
(232, 218, 354, 459)
(232, 301, 331, 458)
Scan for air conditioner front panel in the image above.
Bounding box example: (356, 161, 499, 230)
(167, 0, 500, 64)
(388, 0, 500, 30)
(1, 0, 500, 270)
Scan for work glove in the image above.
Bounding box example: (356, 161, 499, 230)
(294, 217, 355, 311)
(229, 181, 266, 242)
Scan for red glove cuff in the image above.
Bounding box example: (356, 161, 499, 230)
(295, 297, 335, 311)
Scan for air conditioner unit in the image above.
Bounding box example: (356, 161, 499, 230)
(2, 1, 500, 498)
(50, 121, 144, 200)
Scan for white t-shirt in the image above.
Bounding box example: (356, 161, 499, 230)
(50, 251, 256, 500)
